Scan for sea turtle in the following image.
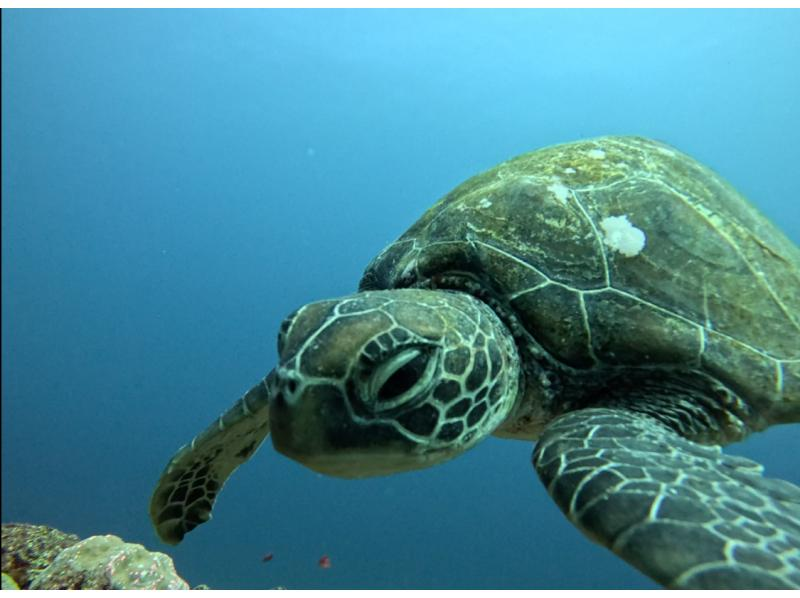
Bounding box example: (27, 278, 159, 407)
(150, 136, 800, 589)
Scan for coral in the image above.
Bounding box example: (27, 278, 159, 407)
(29, 534, 189, 590)
(1, 523, 196, 590)
(1, 523, 80, 589)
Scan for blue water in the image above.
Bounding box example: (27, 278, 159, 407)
(2, 9, 799, 590)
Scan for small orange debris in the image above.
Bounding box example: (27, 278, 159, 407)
(318, 555, 331, 569)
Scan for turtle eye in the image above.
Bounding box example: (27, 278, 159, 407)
(368, 347, 437, 412)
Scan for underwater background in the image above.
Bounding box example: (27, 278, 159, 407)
(3, 8, 799, 590)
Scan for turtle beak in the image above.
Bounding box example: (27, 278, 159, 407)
(268, 378, 349, 472)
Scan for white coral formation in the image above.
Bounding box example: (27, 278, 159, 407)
(600, 214, 646, 258)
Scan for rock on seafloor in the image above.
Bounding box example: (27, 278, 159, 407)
(29, 535, 189, 590)
(1, 523, 80, 589)
(1, 523, 190, 590)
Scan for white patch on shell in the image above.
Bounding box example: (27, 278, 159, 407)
(587, 148, 606, 160)
(600, 214, 646, 258)
(477, 197, 492, 209)
(563, 167, 576, 174)
(546, 180, 570, 204)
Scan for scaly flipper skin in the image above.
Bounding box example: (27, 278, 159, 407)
(533, 407, 800, 589)
(149, 375, 273, 544)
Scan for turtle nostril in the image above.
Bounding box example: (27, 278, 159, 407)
(286, 379, 298, 395)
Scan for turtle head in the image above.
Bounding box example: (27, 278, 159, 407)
(268, 289, 520, 478)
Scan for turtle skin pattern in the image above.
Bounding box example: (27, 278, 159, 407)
(534, 407, 800, 589)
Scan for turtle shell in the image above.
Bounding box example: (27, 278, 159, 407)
(360, 136, 800, 433)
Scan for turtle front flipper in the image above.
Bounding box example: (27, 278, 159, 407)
(533, 407, 800, 589)
(149, 374, 273, 545)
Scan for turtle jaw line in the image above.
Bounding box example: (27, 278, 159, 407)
(284, 447, 442, 479)
(269, 381, 439, 477)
